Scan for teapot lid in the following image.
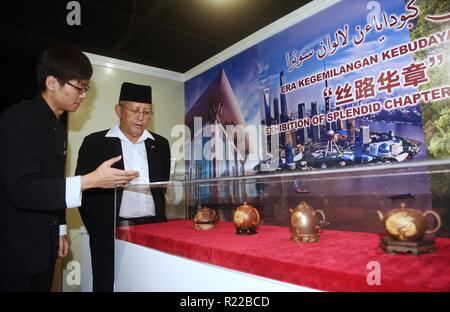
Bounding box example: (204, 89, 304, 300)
(295, 201, 313, 210)
(238, 202, 254, 209)
(394, 202, 411, 210)
(194, 207, 216, 223)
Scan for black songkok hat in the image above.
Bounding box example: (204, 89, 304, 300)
(119, 82, 152, 104)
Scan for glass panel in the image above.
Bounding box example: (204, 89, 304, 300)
(115, 158, 450, 237)
(114, 158, 450, 290)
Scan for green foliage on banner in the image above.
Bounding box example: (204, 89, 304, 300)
(410, 0, 450, 159)
(410, 0, 450, 60)
(429, 108, 450, 157)
(411, 1, 450, 227)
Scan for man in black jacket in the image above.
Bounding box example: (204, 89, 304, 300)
(0, 46, 139, 292)
(75, 82, 171, 292)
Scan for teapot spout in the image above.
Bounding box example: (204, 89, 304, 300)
(377, 210, 384, 222)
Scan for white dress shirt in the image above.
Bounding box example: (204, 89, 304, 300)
(106, 124, 156, 218)
(59, 176, 82, 235)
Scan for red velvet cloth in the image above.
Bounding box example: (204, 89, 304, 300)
(116, 220, 450, 292)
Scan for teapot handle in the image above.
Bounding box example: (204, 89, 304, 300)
(423, 210, 442, 234)
(253, 208, 261, 226)
(213, 210, 219, 223)
(315, 210, 326, 229)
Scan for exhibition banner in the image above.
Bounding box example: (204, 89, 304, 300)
(184, 0, 450, 178)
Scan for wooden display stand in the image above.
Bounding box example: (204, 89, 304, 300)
(380, 236, 436, 256)
(235, 226, 258, 235)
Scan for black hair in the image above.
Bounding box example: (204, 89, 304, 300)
(36, 46, 93, 92)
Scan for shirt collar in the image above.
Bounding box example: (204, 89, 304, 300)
(105, 123, 154, 144)
(36, 94, 62, 126)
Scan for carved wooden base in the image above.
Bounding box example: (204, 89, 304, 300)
(194, 223, 215, 230)
(236, 226, 258, 235)
(380, 236, 436, 256)
(291, 233, 320, 243)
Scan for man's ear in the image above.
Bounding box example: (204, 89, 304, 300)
(115, 104, 122, 119)
(45, 76, 59, 92)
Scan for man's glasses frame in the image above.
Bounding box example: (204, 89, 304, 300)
(119, 103, 154, 117)
(66, 81, 90, 94)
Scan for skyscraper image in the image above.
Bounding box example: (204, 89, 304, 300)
(296, 103, 307, 144)
(273, 96, 280, 125)
(347, 119, 356, 145)
(311, 102, 321, 142)
(279, 71, 288, 123)
(263, 88, 271, 126)
(360, 126, 371, 144)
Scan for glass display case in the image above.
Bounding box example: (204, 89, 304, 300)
(114, 158, 450, 292)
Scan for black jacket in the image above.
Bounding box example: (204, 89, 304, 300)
(75, 129, 171, 230)
(0, 96, 66, 275)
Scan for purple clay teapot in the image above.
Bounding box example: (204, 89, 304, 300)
(289, 201, 326, 243)
(233, 202, 260, 235)
(194, 207, 219, 230)
(377, 203, 441, 241)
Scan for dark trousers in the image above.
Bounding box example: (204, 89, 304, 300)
(88, 227, 114, 292)
(89, 215, 158, 292)
(0, 230, 58, 292)
(0, 263, 56, 292)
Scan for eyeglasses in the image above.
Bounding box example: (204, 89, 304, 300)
(119, 103, 154, 117)
(66, 81, 90, 94)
